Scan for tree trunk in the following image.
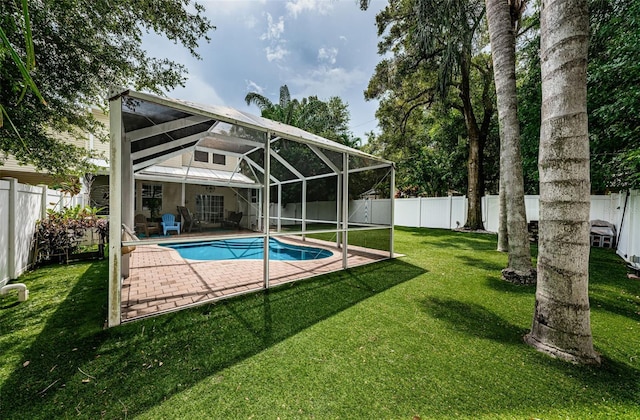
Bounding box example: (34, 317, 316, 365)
(524, 0, 599, 364)
(497, 172, 508, 252)
(485, 0, 535, 283)
(460, 51, 485, 231)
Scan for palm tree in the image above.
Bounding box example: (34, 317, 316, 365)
(245, 85, 299, 125)
(485, 0, 535, 283)
(524, 0, 599, 364)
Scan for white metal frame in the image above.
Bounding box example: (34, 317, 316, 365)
(108, 88, 395, 326)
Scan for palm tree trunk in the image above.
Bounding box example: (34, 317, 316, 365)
(485, 0, 535, 283)
(524, 0, 599, 364)
(497, 171, 509, 252)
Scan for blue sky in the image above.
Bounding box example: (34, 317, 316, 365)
(143, 0, 387, 141)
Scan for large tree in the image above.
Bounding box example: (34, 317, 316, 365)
(524, 0, 599, 365)
(0, 0, 214, 176)
(485, 0, 535, 283)
(362, 0, 495, 229)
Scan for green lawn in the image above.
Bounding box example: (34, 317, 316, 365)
(1, 228, 638, 419)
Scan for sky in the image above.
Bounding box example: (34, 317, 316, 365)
(143, 0, 387, 141)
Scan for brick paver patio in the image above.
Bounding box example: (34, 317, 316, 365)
(121, 236, 389, 322)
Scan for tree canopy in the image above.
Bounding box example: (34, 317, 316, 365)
(245, 85, 360, 147)
(0, 0, 214, 177)
(245, 84, 369, 205)
(518, 0, 640, 193)
(362, 0, 498, 229)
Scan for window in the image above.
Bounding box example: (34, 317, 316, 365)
(212, 153, 226, 165)
(196, 194, 224, 223)
(194, 150, 208, 162)
(142, 184, 162, 217)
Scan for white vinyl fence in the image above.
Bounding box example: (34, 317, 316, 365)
(0, 178, 86, 287)
(394, 191, 640, 268)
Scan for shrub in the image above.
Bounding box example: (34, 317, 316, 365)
(33, 206, 109, 264)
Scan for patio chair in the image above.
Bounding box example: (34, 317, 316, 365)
(177, 205, 202, 233)
(134, 213, 160, 237)
(222, 211, 243, 229)
(161, 213, 181, 236)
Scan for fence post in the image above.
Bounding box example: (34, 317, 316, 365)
(2, 178, 17, 279)
(38, 184, 48, 219)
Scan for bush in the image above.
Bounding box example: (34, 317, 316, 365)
(33, 206, 109, 264)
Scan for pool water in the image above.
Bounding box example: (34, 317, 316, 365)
(162, 237, 333, 261)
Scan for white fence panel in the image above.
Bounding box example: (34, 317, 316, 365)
(484, 195, 540, 233)
(0, 180, 10, 285)
(525, 195, 540, 222)
(590, 194, 617, 222)
(394, 198, 421, 227)
(0, 178, 88, 286)
(420, 197, 451, 229)
(14, 184, 44, 279)
(370, 199, 392, 225)
(484, 195, 499, 232)
(394, 191, 639, 267)
(309, 201, 338, 223)
(616, 191, 640, 267)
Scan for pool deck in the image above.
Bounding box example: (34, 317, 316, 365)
(121, 236, 389, 322)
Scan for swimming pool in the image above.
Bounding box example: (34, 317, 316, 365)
(162, 237, 334, 261)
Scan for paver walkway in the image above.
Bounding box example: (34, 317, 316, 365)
(122, 236, 389, 321)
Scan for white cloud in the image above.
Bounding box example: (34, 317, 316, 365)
(339, 35, 348, 42)
(244, 15, 259, 29)
(169, 73, 225, 106)
(318, 47, 338, 65)
(285, 0, 333, 18)
(292, 66, 368, 98)
(265, 45, 290, 62)
(245, 80, 265, 94)
(260, 13, 285, 41)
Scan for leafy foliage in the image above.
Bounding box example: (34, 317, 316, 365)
(518, 0, 640, 192)
(245, 85, 378, 206)
(362, 0, 498, 204)
(0, 0, 214, 177)
(246, 85, 361, 146)
(33, 206, 108, 264)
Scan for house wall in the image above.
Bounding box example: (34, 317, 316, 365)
(0, 108, 109, 186)
(182, 151, 238, 172)
(132, 182, 242, 222)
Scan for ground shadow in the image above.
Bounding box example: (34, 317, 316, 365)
(1, 258, 425, 419)
(397, 227, 498, 251)
(420, 296, 640, 412)
(485, 274, 537, 295)
(456, 254, 505, 272)
(420, 297, 527, 345)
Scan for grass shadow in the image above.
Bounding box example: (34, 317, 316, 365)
(588, 247, 640, 322)
(397, 227, 498, 251)
(1, 258, 425, 419)
(485, 274, 537, 295)
(419, 296, 640, 410)
(420, 297, 527, 345)
(456, 254, 505, 272)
